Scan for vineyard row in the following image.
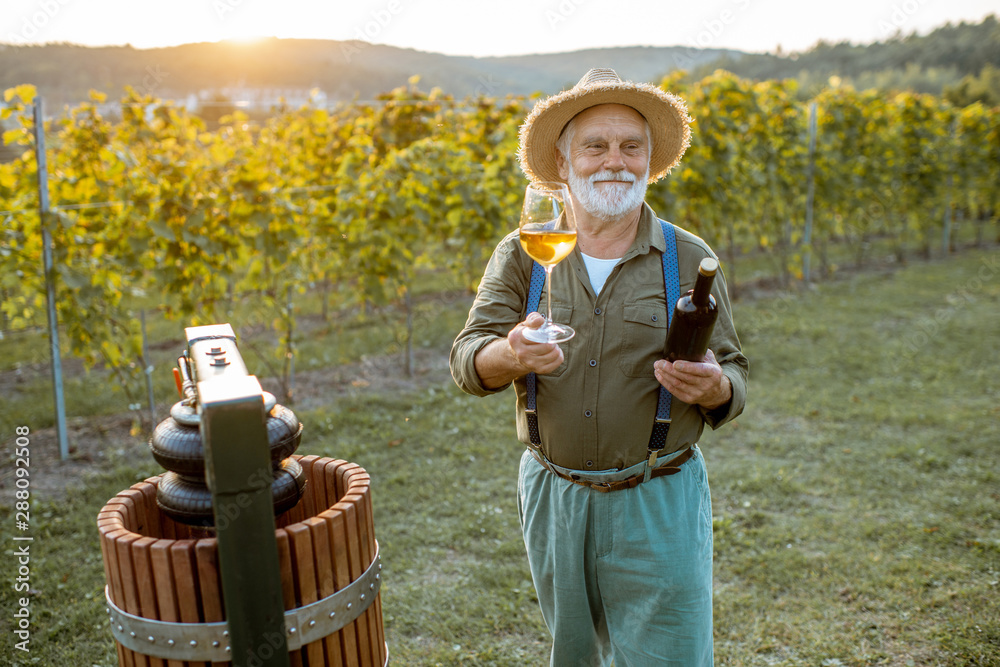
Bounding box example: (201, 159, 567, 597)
(1, 71, 998, 400)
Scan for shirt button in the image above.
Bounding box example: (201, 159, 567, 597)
(651, 314, 658, 322)
(586, 460, 594, 467)
(589, 359, 597, 367)
(584, 410, 592, 418)
(594, 307, 602, 315)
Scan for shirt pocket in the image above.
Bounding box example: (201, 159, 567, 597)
(618, 299, 668, 378)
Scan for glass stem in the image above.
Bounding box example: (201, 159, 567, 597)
(544, 266, 554, 324)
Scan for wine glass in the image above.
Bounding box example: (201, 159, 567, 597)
(518, 181, 577, 343)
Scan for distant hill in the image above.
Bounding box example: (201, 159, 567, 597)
(0, 14, 996, 112)
(0, 40, 736, 110)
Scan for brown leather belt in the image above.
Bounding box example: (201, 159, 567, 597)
(528, 446, 696, 493)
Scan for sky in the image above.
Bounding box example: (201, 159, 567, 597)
(1, 0, 996, 57)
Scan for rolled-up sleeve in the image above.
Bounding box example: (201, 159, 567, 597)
(450, 231, 531, 397)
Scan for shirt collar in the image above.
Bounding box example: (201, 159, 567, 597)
(620, 203, 665, 262)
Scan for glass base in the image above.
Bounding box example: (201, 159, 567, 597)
(523, 321, 575, 344)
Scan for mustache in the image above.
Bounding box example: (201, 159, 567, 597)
(589, 170, 636, 184)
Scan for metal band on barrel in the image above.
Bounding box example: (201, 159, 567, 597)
(105, 543, 382, 661)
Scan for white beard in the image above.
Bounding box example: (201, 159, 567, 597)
(567, 164, 650, 222)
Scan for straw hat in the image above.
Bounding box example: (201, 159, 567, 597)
(518, 68, 692, 184)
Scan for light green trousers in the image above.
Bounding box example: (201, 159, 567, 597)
(517, 447, 714, 667)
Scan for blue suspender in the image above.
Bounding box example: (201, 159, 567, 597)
(524, 262, 547, 446)
(524, 219, 680, 456)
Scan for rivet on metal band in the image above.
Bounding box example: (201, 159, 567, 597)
(105, 542, 382, 661)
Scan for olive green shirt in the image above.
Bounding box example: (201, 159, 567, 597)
(450, 204, 748, 471)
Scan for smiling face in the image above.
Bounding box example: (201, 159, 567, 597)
(555, 103, 651, 223)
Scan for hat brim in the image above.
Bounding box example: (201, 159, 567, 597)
(518, 80, 692, 185)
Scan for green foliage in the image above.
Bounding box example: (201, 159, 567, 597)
(2, 72, 998, 401)
(945, 63, 1000, 107)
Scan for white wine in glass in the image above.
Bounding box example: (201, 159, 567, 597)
(518, 181, 577, 343)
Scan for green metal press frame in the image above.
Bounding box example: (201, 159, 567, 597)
(187, 323, 291, 667)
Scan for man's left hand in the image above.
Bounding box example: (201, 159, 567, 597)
(654, 349, 732, 410)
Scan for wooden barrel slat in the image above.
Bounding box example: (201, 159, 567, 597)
(296, 455, 320, 520)
(340, 497, 372, 666)
(133, 483, 158, 536)
(113, 528, 149, 667)
(100, 527, 133, 667)
(343, 483, 378, 667)
(334, 463, 360, 503)
(274, 529, 307, 667)
(323, 507, 360, 664)
(106, 498, 136, 537)
(287, 521, 326, 664)
(194, 539, 223, 624)
(275, 530, 297, 610)
(137, 479, 163, 539)
(99, 456, 384, 666)
(171, 539, 207, 667)
(309, 459, 331, 512)
(306, 516, 345, 665)
(132, 537, 167, 667)
(354, 487, 384, 667)
(123, 487, 152, 537)
(149, 539, 188, 667)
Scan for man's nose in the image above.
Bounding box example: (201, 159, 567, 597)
(603, 146, 626, 170)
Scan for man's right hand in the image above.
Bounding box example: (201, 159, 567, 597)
(474, 313, 565, 389)
(508, 313, 565, 375)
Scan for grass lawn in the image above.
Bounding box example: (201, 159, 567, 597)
(1, 247, 998, 665)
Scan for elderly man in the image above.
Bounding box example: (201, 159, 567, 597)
(450, 68, 748, 666)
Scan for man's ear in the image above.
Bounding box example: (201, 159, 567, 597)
(556, 148, 569, 181)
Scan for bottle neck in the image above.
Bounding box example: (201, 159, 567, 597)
(691, 270, 715, 307)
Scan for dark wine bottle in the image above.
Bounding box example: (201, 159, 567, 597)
(664, 257, 719, 362)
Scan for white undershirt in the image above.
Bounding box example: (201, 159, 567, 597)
(581, 252, 621, 295)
